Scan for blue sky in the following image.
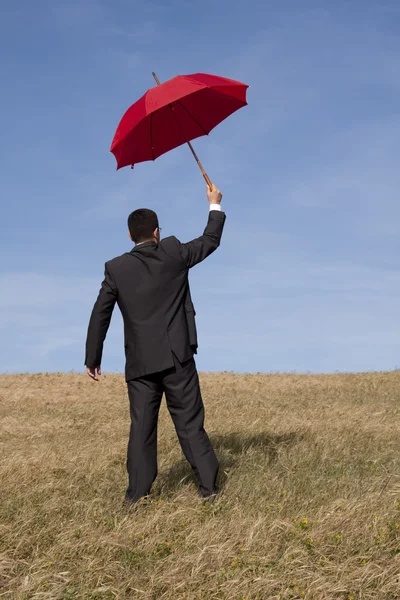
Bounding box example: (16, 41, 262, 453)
(1, 0, 400, 374)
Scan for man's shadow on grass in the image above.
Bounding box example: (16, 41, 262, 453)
(153, 430, 306, 499)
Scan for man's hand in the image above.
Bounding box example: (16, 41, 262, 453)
(86, 366, 101, 381)
(207, 184, 222, 205)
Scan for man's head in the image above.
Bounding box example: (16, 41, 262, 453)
(127, 208, 160, 244)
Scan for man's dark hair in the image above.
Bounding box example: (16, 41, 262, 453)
(128, 209, 159, 243)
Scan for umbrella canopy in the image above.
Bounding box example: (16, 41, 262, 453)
(110, 73, 249, 171)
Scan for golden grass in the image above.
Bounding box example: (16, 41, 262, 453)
(1, 371, 400, 599)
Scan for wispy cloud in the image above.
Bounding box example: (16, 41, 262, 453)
(193, 259, 400, 373)
(285, 118, 400, 220)
(46, 0, 109, 28)
(0, 273, 123, 372)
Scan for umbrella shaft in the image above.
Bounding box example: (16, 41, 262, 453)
(151, 72, 213, 188)
(186, 141, 213, 188)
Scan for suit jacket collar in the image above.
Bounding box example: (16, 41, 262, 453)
(130, 241, 157, 253)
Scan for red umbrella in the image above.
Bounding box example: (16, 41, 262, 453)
(110, 72, 249, 186)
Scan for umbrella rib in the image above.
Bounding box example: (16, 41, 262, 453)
(175, 100, 209, 136)
(150, 112, 155, 160)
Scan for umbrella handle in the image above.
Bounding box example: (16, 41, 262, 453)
(152, 72, 213, 189)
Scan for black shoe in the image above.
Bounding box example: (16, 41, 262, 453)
(121, 498, 138, 511)
(200, 486, 220, 504)
(122, 494, 150, 510)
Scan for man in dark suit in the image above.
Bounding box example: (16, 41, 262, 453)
(85, 184, 225, 504)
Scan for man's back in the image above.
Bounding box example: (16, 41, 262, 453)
(85, 209, 226, 380)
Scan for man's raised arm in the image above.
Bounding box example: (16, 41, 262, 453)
(177, 184, 226, 269)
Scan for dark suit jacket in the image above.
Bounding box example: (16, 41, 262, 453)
(85, 210, 226, 381)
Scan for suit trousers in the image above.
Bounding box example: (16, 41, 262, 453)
(125, 355, 219, 501)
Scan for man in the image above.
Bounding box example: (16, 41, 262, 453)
(85, 184, 225, 504)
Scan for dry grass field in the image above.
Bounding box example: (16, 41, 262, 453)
(1, 371, 400, 600)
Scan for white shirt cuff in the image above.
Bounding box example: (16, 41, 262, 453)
(209, 204, 222, 211)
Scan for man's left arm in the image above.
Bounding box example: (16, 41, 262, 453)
(85, 262, 117, 380)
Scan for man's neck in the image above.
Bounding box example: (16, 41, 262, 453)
(135, 239, 154, 247)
